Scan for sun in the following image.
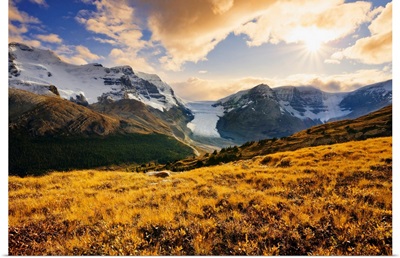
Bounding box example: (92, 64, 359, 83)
(290, 26, 332, 54)
(303, 38, 322, 53)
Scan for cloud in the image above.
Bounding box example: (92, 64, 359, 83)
(324, 59, 340, 65)
(171, 77, 275, 101)
(171, 69, 392, 101)
(138, 0, 378, 71)
(144, 0, 279, 71)
(29, 0, 48, 7)
(234, 0, 373, 47)
(9, 1, 42, 47)
(76, 45, 103, 61)
(36, 33, 63, 43)
(277, 69, 392, 92)
(72, 0, 390, 71)
(93, 37, 118, 45)
(330, 2, 392, 65)
(340, 32, 392, 64)
(56, 45, 103, 65)
(76, 0, 154, 72)
(209, 0, 234, 15)
(108, 48, 155, 73)
(9, 1, 41, 24)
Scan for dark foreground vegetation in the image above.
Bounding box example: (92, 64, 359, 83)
(9, 132, 193, 176)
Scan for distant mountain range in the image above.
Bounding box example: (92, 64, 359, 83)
(9, 42, 392, 159)
(209, 80, 392, 144)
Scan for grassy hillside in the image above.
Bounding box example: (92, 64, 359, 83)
(9, 132, 194, 176)
(9, 137, 392, 255)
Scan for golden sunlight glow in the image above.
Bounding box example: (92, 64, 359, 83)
(304, 37, 322, 52)
(290, 26, 334, 54)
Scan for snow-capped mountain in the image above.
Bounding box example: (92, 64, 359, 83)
(8, 42, 182, 112)
(188, 81, 392, 145)
(8, 42, 195, 153)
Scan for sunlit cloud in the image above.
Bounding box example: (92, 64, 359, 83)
(330, 2, 392, 65)
(139, 0, 380, 71)
(36, 33, 63, 43)
(171, 77, 273, 101)
(144, 0, 278, 71)
(209, 0, 235, 15)
(9, 1, 42, 47)
(76, 0, 154, 72)
(76, 45, 103, 61)
(234, 1, 373, 48)
(93, 37, 118, 45)
(108, 48, 155, 73)
(282, 69, 392, 92)
(57, 45, 104, 65)
(71, 0, 391, 72)
(324, 59, 341, 65)
(9, 1, 41, 24)
(29, 0, 48, 8)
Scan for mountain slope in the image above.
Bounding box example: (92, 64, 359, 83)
(10, 88, 122, 136)
(9, 88, 194, 176)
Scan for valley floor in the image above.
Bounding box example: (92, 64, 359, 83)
(8, 137, 392, 255)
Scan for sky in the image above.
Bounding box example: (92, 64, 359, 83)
(7, 0, 394, 101)
(2, 1, 399, 254)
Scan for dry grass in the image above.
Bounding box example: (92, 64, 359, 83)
(9, 137, 392, 255)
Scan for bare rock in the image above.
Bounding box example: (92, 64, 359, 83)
(146, 170, 171, 178)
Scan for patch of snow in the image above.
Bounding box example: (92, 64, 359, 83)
(279, 93, 351, 123)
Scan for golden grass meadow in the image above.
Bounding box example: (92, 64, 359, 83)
(9, 137, 392, 255)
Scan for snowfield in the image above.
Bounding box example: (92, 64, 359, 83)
(279, 93, 351, 123)
(9, 43, 180, 112)
(186, 102, 224, 138)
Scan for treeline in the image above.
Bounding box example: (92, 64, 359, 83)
(9, 132, 193, 176)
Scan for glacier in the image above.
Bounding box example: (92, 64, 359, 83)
(186, 101, 224, 138)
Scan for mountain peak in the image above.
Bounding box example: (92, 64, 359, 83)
(248, 83, 275, 99)
(251, 83, 271, 91)
(9, 42, 33, 51)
